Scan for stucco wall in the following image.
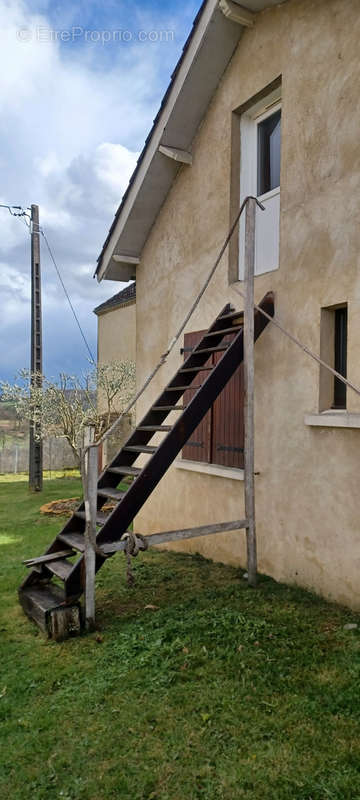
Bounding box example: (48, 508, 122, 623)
(96, 300, 136, 465)
(133, 0, 360, 608)
(97, 302, 136, 370)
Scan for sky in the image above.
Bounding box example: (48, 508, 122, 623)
(0, 0, 199, 382)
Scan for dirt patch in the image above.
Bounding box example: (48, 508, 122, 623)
(40, 497, 117, 517)
(40, 498, 80, 517)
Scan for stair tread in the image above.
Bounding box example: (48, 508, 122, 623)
(138, 425, 172, 432)
(75, 510, 109, 525)
(195, 345, 229, 354)
(180, 367, 213, 373)
(219, 309, 243, 321)
(124, 445, 157, 454)
(23, 549, 75, 567)
(45, 559, 74, 581)
(97, 487, 127, 501)
(19, 584, 66, 612)
(152, 405, 184, 411)
(205, 325, 242, 338)
(58, 532, 86, 552)
(108, 466, 142, 476)
(167, 386, 200, 392)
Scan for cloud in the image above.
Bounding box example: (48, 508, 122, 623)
(0, 0, 197, 381)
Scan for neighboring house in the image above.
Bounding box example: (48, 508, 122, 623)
(94, 282, 136, 371)
(95, 0, 360, 609)
(94, 282, 136, 466)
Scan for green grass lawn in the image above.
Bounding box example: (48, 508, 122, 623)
(1, 478, 360, 800)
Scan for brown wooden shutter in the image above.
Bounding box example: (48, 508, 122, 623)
(211, 335, 244, 469)
(182, 331, 212, 463)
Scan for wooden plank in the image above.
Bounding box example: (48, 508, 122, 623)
(83, 443, 98, 632)
(204, 325, 242, 337)
(49, 606, 81, 641)
(152, 405, 184, 411)
(19, 585, 66, 633)
(108, 465, 142, 476)
(137, 426, 172, 432)
(58, 532, 86, 552)
(97, 487, 127, 501)
(124, 445, 157, 454)
(243, 198, 257, 587)
(102, 520, 248, 553)
(159, 145, 193, 164)
(23, 549, 74, 567)
(75, 510, 108, 525)
(46, 559, 73, 581)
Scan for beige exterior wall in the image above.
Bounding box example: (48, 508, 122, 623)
(97, 301, 136, 373)
(133, 0, 360, 608)
(97, 299, 136, 464)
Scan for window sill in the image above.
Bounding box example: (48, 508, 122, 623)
(304, 411, 360, 429)
(175, 459, 244, 481)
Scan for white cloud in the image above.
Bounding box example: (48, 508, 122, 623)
(0, 0, 183, 379)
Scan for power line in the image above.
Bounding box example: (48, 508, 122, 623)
(0, 202, 96, 366)
(40, 230, 96, 365)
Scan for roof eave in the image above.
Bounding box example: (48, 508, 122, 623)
(96, 0, 288, 282)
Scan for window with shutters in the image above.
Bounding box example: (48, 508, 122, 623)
(182, 330, 244, 469)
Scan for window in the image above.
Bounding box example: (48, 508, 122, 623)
(182, 330, 244, 469)
(257, 109, 281, 196)
(239, 88, 282, 278)
(319, 304, 348, 411)
(333, 307, 347, 409)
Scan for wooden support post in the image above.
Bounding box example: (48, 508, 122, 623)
(243, 198, 257, 586)
(81, 427, 97, 632)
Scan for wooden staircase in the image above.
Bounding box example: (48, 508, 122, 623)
(19, 292, 274, 634)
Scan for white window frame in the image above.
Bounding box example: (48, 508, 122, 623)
(239, 88, 282, 279)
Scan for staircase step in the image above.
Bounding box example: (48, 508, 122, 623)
(19, 584, 67, 634)
(23, 549, 75, 567)
(195, 345, 229, 354)
(75, 511, 109, 525)
(219, 310, 243, 322)
(138, 425, 172, 432)
(108, 466, 142, 476)
(152, 405, 184, 411)
(97, 487, 127, 501)
(180, 367, 213, 373)
(166, 386, 200, 392)
(58, 532, 86, 552)
(45, 558, 74, 581)
(123, 445, 157, 454)
(204, 325, 242, 338)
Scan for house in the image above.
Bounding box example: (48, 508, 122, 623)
(94, 282, 136, 370)
(94, 282, 136, 466)
(95, 0, 360, 610)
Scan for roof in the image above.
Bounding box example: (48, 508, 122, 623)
(93, 282, 136, 315)
(96, 0, 287, 282)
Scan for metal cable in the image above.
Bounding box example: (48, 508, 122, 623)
(232, 285, 360, 398)
(40, 230, 96, 365)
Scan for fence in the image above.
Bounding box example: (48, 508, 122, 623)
(0, 435, 78, 475)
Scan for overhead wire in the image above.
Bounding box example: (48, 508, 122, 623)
(0, 202, 96, 365)
(40, 229, 96, 365)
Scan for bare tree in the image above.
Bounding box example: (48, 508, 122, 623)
(1, 361, 136, 465)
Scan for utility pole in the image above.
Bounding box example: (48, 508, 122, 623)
(243, 197, 257, 586)
(29, 204, 43, 492)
